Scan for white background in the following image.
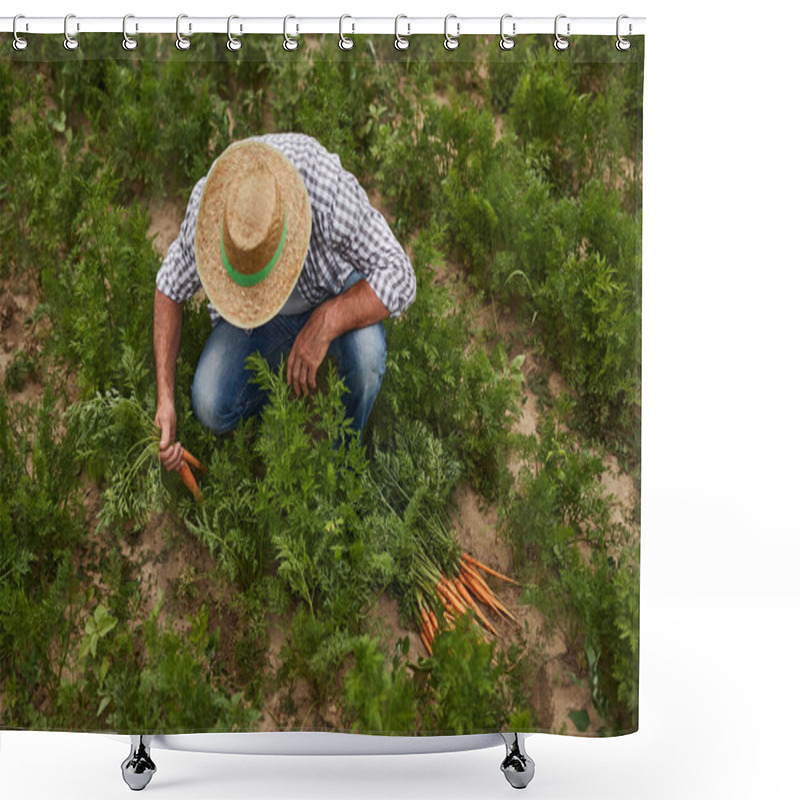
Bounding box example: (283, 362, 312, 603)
(3, 1, 799, 798)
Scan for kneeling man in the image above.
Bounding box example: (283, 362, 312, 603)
(153, 134, 416, 471)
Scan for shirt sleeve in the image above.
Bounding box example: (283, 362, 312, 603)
(326, 160, 416, 318)
(155, 177, 206, 304)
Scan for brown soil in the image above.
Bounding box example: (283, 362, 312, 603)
(601, 453, 640, 531)
(452, 485, 510, 577)
(147, 197, 185, 258)
(117, 513, 218, 631)
(368, 592, 426, 664)
(367, 187, 395, 224)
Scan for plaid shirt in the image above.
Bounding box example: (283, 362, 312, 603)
(155, 133, 416, 326)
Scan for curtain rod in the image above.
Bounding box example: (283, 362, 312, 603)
(1, 15, 646, 38)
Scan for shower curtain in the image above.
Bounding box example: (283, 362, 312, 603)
(0, 28, 643, 739)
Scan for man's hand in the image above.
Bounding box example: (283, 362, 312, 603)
(287, 306, 332, 397)
(155, 400, 183, 472)
(286, 278, 390, 397)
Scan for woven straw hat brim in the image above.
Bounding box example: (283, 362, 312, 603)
(195, 140, 312, 329)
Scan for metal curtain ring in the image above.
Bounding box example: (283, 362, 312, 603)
(499, 14, 515, 50)
(64, 13, 79, 51)
(176, 14, 191, 50)
(283, 15, 299, 51)
(12, 15, 28, 51)
(227, 15, 242, 51)
(122, 14, 138, 51)
(394, 15, 410, 50)
(339, 15, 354, 50)
(444, 14, 459, 51)
(616, 14, 632, 51)
(553, 14, 570, 51)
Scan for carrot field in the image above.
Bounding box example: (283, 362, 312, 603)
(0, 33, 642, 736)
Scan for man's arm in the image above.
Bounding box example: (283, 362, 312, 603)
(284, 148, 414, 397)
(302, 140, 416, 319)
(153, 288, 185, 471)
(153, 177, 205, 468)
(287, 279, 388, 397)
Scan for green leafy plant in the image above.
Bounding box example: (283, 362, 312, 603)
(79, 602, 118, 718)
(0, 384, 89, 725)
(66, 362, 168, 533)
(342, 636, 418, 734)
(418, 614, 507, 734)
(375, 231, 524, 498)
(537, 250, 640, 437)
(104, 601, 259, 733)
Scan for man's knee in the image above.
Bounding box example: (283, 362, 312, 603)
(348, 324, 386, 401)
(191, 373, 239, 435)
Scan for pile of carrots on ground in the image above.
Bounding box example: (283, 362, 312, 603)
(416, 553, 519, 656)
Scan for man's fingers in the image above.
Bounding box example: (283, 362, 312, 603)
(288, 340, 320, 397)
(291, 359, 302, 397)
(287, 346, 301, 395)
(297, 361, 305, 396)
(286, 347, 296, 386)
(294, 356, 309, 396)
(161, 442, 183, 472)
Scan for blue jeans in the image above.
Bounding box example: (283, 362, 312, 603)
(191, 270, 386, 441)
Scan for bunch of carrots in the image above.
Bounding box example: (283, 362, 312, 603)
(124, 410, 208, 503)
(81, 390, 208, 504)
(177, 447, 207, 503)
(416, 552, 519, 656)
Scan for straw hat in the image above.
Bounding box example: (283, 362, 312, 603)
(195, 140, 312, 329)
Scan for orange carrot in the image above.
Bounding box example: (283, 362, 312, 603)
(418, 611, 430, 654)
(435, 585, 456, 615)
(443, 578, 469, 613)
(419, 611, 433, 654)
(461, 567, 517, 623)
(438, 579, 468, 616)
(420, 630, 432, 656)
(460, 562, 493, 596)
(461, 562, 513, 616)
(182, 448, 208, 474)
(478, 587, 517, 625)
(461, 553, 519, 585)
(462, 570, 503, 615)
(419, 607, 434, 643)
(425, 607, 439, 636)
(486, 592, 518, 624)
(453, 576, 498, 635)
(179, 460, 203, 503)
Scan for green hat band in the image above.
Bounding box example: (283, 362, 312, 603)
(220, 210, 287, 288)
